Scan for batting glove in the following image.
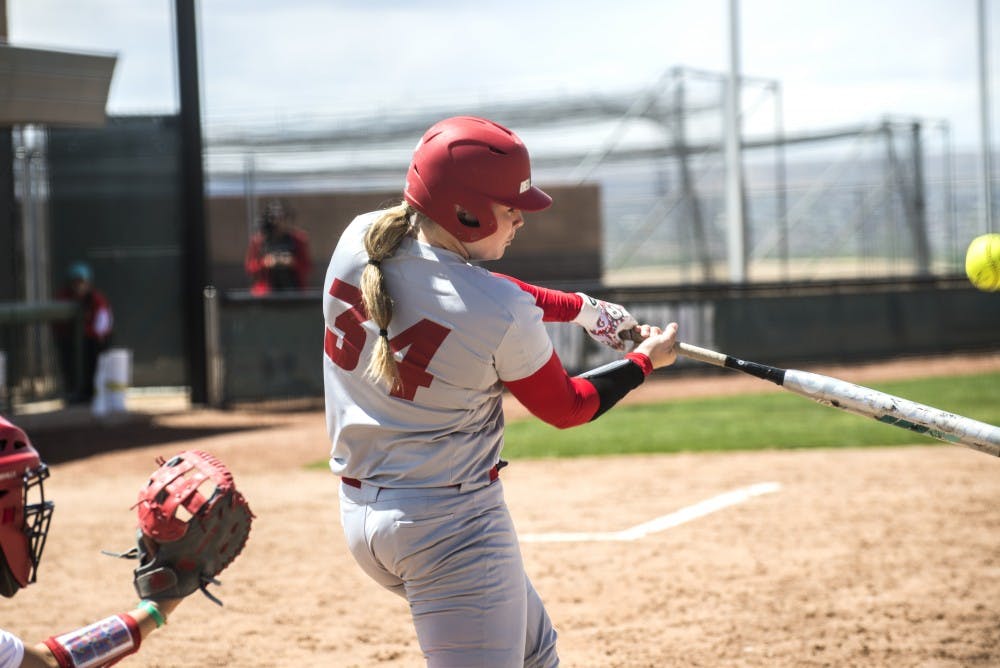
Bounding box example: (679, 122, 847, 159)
(572, 293, 638, 352)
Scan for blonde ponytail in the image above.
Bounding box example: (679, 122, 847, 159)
(361, 201, 414, 390)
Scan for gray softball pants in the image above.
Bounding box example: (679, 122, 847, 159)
(339, 478, 560, 667)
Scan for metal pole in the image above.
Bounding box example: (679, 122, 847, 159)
(0, 0, 17, 303)
(203, 286, 223, 408)
(977, 0, 995, 233)
(175, 0, 209, 404)
(243, 154, 257, 237)
(909, 121, 930, 275)
(773, 82, 788, 280)
(940, 121, 958, 267)
(725, 0, 747, 281)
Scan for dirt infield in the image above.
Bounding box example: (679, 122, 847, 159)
(7, 351, 1000, 667)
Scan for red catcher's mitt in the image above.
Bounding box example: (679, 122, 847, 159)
(118, 450, 253, 605)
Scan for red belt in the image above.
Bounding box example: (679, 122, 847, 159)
(342, 463, 502, 490)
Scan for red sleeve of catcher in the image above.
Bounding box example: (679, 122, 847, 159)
(503, 350, 599, 429)
(492, 273, 582, 322)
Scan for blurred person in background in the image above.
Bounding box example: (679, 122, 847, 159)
(244, 198, 312, 295)
(0, 413, 182, 667)
(53, 262, 113, 405)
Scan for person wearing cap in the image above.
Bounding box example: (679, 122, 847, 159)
(0, 414, 183, 667)
(244, 198, 312, 296)
(53, 262, 113, 405)
(322, 115, 680, 666)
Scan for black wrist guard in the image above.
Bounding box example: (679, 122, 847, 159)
(579, 358, 645, 420)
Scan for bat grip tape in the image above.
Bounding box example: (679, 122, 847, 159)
(725, 357, 787, 385)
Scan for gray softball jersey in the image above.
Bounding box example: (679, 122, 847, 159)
(323, 210, 552, 489)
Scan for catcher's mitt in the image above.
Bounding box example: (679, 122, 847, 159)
(107, 450, 253, 605)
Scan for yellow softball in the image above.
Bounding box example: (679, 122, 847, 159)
(965, 233, 1000, 292)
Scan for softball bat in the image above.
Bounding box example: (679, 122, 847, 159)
(674, 341, 1000, 458)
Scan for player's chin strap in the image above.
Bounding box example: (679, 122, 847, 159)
(102, 545, 226, 606)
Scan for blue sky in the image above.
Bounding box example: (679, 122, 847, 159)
(7, 0, 999, 149)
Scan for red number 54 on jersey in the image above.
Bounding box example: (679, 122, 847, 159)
(324, 278, 451, 401)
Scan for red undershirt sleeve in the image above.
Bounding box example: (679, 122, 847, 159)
(492, 273, 582, 322)
(503, 350, 600, 429)
(502, 351, 653, 429)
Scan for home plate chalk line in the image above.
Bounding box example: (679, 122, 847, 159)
(519, 481, 781, 543)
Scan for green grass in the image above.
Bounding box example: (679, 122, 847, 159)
(306, 371, 1000, 469)
(500, 371, 1000, 459)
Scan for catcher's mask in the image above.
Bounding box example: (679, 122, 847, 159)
(0, 416, 54, 598)
(404, 116, 552, 243)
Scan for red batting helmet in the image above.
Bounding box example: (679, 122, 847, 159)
(404, 116, 552, 242)
(0, 415, 54, 598)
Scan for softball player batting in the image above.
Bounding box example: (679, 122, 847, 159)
(323, 116, 679, 667)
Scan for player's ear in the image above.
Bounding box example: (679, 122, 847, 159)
(455, 207, 479, 226)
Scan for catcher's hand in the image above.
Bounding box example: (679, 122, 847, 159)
(572, 293, 639, 352)
(107, 450, 254, 605)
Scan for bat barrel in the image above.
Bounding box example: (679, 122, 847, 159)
(783, 370, 1000, 457)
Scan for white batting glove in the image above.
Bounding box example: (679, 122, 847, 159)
(572, 293, 638, 352)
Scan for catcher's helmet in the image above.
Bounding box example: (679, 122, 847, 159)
(0, 416, 53, 598)
(404, 116, 552, 242)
